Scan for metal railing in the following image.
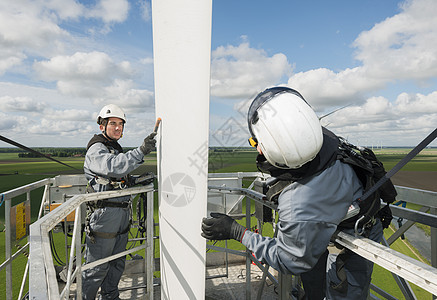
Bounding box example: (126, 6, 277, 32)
(1, 177, 53, 300)
(1, 175, 154, 300)
(29, 184, 155, 300)
(207, 179, 437, 300)
(2, 173, 437, 299)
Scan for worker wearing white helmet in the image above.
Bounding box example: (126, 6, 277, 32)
(91, 104, 128, 144)
(202, 87, 383, 299)
(247, 86, 323, 169)
(82, 104, 157, 300)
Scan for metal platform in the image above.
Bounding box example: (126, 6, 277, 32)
(3, 174, 437, 299)
(116, 264, 279, 300)
(62, 253, 279, 299)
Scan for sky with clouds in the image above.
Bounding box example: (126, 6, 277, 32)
(0, 0, 436, 148)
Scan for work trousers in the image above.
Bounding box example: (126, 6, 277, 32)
(82, 206, 130, 300)
(301, 219, 383, 300)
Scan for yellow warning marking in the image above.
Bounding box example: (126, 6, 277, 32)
(16, 202, 26, 240)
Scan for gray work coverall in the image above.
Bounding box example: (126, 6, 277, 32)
(242, 160, 383, 299)
(82, 142, 144, 300)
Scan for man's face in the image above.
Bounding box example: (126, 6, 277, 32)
(101, 117, 124, 140)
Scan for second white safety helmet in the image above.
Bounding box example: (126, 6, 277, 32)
(248, 87, 323, 169)
(97, 104, 126, 124)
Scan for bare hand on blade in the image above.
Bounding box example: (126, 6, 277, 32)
(140, 118, 161, 155)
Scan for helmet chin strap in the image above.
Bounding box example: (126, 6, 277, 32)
(102, 122, 109, 139)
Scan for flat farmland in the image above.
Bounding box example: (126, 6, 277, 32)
(0, 148, 436, 299)
(1, 148, 437, 192)
(373, 148, 437, 192)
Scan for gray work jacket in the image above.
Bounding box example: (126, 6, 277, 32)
(84, 142, 144, 200)
(242, 160, 363, 275)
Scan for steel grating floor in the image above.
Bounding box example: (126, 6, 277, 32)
(64, 253, 279, 299)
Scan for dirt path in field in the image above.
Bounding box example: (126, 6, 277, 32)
(391, 171, 437, 192)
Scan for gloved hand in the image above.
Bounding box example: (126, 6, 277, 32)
(140, 132, 156, 155)
(377, 204, 393, 229)
(201, 212, 247, 242)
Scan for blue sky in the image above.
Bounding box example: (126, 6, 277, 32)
(0, 0, 436, 148)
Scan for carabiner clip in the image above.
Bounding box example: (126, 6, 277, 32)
(354, 215, 366, 236)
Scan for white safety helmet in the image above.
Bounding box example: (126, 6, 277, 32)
(247, 87, 323, 169)
(97, 104, 126, 124)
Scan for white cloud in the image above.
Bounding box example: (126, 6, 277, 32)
(214, 2, 437, 146)
(362, 96, 392, 115)
(353, 0, 437, 81)
(0, 77, 155, 147)
(0, 53, 26, 75)
(27, 118, 90, 136)
(210, 42, 292, 98)
(88, 0, 130, 24)
(44, 0, 85, 20)
(33, 51, 134, 97)
(287, 67, 385, 110)
(322, 97, 394, 128)
(283, 0, 437, 112)
(393, 91, 437, 114)
(0, 0, 134, 75)
(0, 1, 70, 73)
(140, 57, 153, 65)
(0, 112, 20, 130)
(0, 0, 435, 148)
(321, 90, 437, 146)
(0, 96, 45, 112)
(98, 79, 155, 113)
(34, 51, 132, 81)
(44, 108, 93, 121)
(0, 85, 94, 145)
(0, 2, 68, 49)
(139, 0, 152, 22)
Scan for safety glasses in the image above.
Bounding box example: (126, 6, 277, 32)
(248, 137, 258, 148)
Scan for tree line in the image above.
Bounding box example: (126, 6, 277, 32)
(1, 147, 139, 158)
(1, 147, 86, 157)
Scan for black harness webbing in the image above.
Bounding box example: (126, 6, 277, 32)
(0, 135, 79, 170)
(332, 127, 437, 295)
(359, 127, 437, 204)
(96, 200, 130, 208)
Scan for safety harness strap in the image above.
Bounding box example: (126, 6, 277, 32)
(265, 180, 292, 203)
(87, 224, 131, 242)
(332, 127, 437, 293)
(86, 133, 123, 153)
(96, 200, 130, 208)
(360, 127, 437, 203)
(330, 248, 352, 295)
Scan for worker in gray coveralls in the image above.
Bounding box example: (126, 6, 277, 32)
(82, 104, 156, 300)
(201, 87, 383, 299)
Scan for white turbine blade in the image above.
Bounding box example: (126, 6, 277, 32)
(152, 0, 212, 298)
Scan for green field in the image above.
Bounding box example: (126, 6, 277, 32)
(373, 148, 437, 171)
(1, 149, 437, 299)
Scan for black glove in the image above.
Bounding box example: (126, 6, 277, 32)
(376, 204, 393, 229)
(201, 212, 247, 241)
(140, 132, 156, 155)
